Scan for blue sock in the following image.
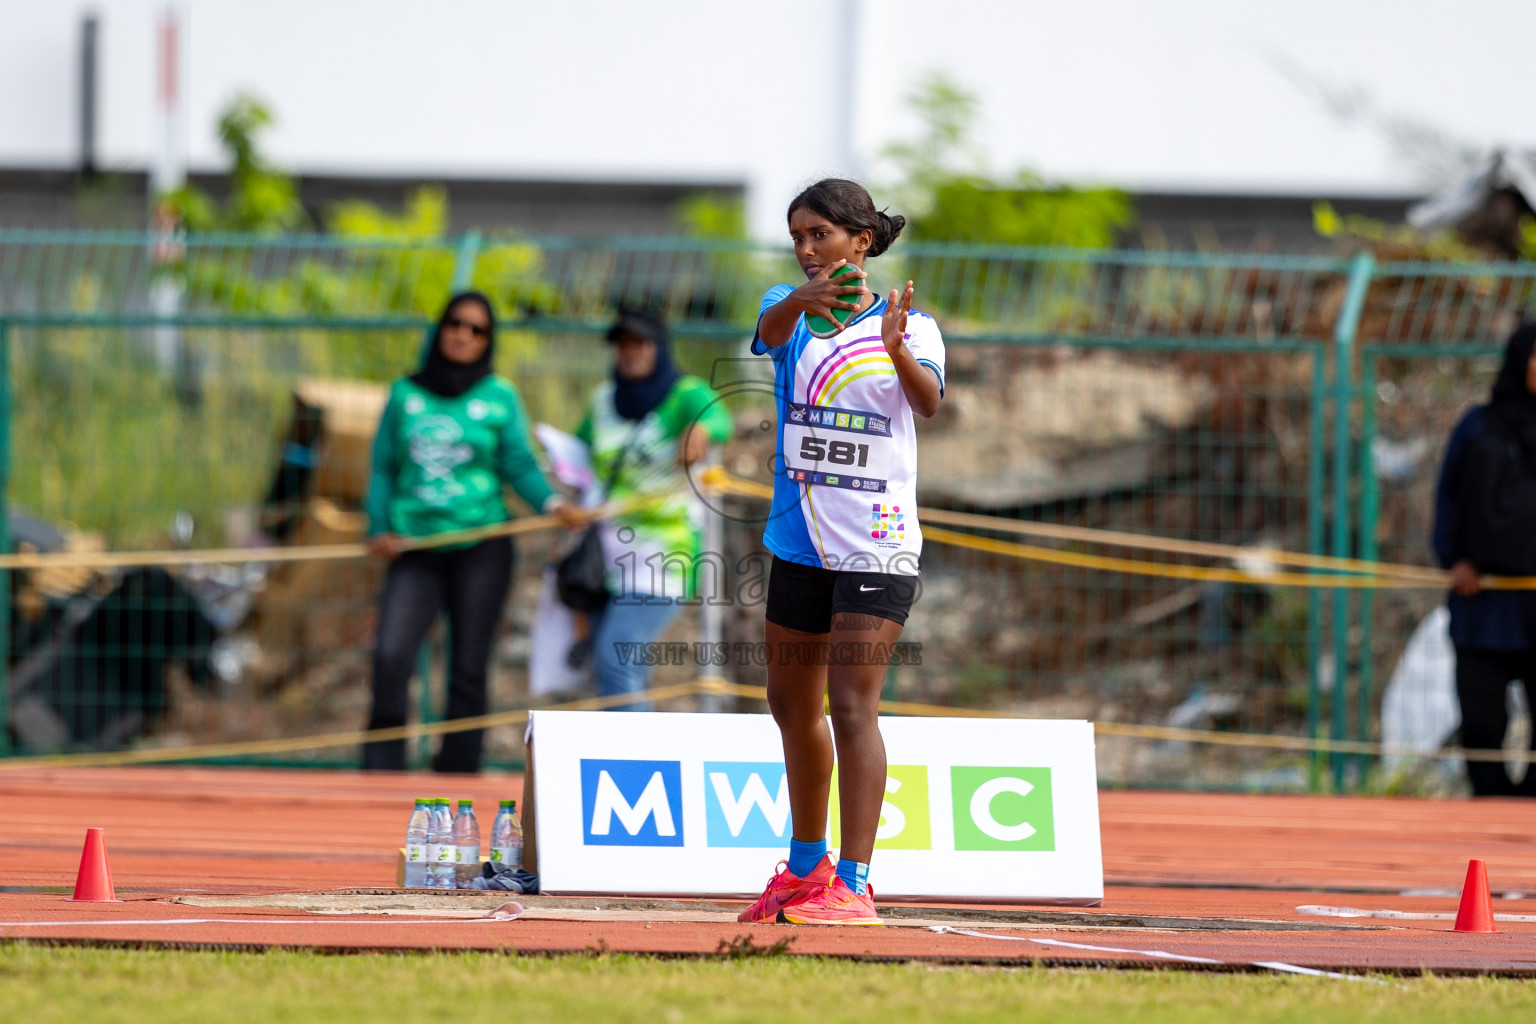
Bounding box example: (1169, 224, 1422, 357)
(787, 838, 826, 878)
(835, 858, 869, 895)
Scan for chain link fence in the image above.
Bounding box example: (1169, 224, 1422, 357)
(2, 232, 1533, 790)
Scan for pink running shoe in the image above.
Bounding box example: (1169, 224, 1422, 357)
(781, 876, 882, 926)
(736, 855, 835, 924)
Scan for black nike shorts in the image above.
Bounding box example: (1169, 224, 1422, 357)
(764, 555, 920, 633)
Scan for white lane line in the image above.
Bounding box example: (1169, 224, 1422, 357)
(1297, 904, 1536, 923)
(926, 925, 1372, 981)
(0, 918, 509, 928)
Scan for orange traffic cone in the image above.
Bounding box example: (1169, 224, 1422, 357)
(69, 827, 121, 903)
(1452, 859, 1496, 933)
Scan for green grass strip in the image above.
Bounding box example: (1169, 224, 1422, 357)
(2, 944, 1533, 1023)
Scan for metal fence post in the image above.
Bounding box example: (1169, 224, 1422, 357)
(1306, 350, 1326, 789)
(413, 634, 438, 769)
(451, 230, 483, 293)
(1330, 251, 1374, 790)
(0, 319, 9, 756)
(696, 445, 726, 712)
(1357, 356, 1381, 775)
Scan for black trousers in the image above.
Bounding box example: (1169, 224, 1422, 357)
(1454, 645, 1536, 797)
(363, 537, 514, 773)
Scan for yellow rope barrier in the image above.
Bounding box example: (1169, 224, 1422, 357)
(923, 525, 1445, 590)
(702, 468, 1536, 591)
(0, 682, 704, 771)
(0, 678, 1516, 769)
(8, 466, 1527, 590)
(2, 470, 1516, 772)
(0, 491, 674, 571)
(698, 680, 1521, 764)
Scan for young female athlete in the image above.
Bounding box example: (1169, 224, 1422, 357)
(738, 179, 945, 926)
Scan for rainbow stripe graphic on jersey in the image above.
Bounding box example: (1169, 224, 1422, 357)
(807, 340, 897, 407)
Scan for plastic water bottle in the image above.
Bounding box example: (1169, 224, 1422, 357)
(403, 798, 432, 889)
(490, 799, 523, 873)
(452, 799, 481, 889)
(427, 798, 455, 889)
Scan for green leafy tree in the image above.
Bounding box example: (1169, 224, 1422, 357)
(880, 72, 985, 209)
(880, 73, 1133, 248)
(162, 94, 307, 233)
(876, 73, 1133, 327)
(674, 193, 748, 240)
(1311, 201, 1481, 261)
(153, 97, 562, 323)
(670, 192, 775, 323)
(918, 173, 1133, 249)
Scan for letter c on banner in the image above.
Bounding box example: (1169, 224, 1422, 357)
(968, 776, 1036, 843)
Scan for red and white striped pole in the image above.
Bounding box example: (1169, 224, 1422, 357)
(150, 7, 186, 374)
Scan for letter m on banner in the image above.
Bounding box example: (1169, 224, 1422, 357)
(580, 759, 685, 846)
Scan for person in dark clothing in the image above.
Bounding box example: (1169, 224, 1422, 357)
(1432, 322, 1536, 796)
(363, 291, 580, 773)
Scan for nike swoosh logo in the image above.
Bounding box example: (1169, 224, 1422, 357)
(858, 585, 883, 592)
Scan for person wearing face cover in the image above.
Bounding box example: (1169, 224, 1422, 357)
(362, 291, 579, 773)
(1433, 322, 1536, 796)
(575, 309, 733, 709)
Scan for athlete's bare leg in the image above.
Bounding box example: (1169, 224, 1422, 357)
(766, 621, 832, 845)
(826, 612, 902, 866)
(767, 614, 902, 865)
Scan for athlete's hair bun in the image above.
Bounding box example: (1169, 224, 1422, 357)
(787, 178, 905, 259)
(870, 211, 906, 258)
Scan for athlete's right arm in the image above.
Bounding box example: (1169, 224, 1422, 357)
(755, 261, 869, 349)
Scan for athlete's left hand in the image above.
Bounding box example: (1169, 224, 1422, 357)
(881, 280, 914, 356)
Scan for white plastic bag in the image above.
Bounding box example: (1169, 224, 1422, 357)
(1380, 605, 1460, 768)
(534, 423, 601, 506)
(528, 567, 588, 698)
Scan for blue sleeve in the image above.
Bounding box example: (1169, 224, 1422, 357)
(750, 284, 797, 357)
(1432, 406, 1484, 568)
(366, 391, 402, 537)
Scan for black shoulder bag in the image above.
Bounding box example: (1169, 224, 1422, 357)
(555, 427, 640, 613)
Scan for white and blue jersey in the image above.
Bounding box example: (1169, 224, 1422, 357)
(752, 283, 946, 576)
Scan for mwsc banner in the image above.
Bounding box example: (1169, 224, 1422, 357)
(530, 711, 1102, 904)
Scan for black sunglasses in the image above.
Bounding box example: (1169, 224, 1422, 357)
(445, 315, 490, 339)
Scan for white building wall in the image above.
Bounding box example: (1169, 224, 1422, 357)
(2, 0, 1534, 239)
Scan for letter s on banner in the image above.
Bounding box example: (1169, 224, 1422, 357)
(876, 776, 907, 841)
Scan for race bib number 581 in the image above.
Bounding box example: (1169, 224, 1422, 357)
(781, 402, 891, 492)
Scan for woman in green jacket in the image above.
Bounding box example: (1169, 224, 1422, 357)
(363, 291, 577, 772)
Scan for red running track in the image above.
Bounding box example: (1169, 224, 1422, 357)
(3, 767, 1536, 972)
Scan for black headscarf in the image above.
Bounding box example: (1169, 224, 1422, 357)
(411, 291, 496, 398)
(607, 308, 682, 421)
(1487, 321, 1536, 451)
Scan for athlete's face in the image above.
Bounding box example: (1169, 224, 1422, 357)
(612, 331, 657, 380)
(439, 300, 492, 364)
(1527, 348, 1536, 395)
(789, 207, 873, 280)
